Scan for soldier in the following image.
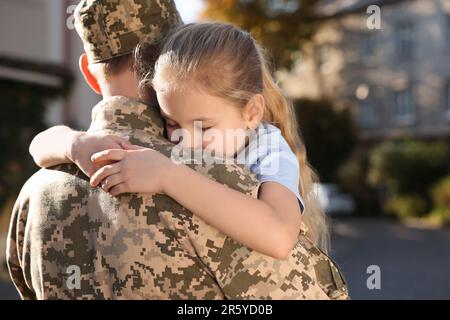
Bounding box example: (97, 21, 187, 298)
(7, 0, 349, 299)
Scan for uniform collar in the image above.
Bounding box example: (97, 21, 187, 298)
(88, 96, 164, 136)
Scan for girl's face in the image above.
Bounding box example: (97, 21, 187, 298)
(157, 87, 258, 158)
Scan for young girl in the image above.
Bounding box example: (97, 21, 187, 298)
(31, 23, 328, 258)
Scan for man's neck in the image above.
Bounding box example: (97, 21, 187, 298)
(99, 71, 140, 99)
(98, 71, 159, 107)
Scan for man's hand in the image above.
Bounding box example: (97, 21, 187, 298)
(67, 132, 130, 177)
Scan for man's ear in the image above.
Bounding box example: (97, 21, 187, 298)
(244, 94, 265, 130)
(79, 53, 102, 95)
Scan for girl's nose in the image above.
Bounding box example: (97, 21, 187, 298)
(178, 130, 199, 149)
(177, 136, 191, 148)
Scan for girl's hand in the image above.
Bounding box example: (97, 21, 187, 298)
(68, 132, 129, 177)
(89, 146, 174, 196)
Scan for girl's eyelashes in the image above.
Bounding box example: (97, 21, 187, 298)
(194, 122, 214, 131)
(166, 120, 214, 132)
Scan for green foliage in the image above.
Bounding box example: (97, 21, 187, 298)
(385, 194, 428, 219)
(294, 99, 358, 182)
(431, 176, 450, 208)
(202, 0, 321, 68)
(428, 207, 450, 226)
(337, 148, 380, 215)
(368, 140, 450, 195)
(367, 140, 449, 220)
(428, 176, 450, 225)
(337, 140, 450, 219)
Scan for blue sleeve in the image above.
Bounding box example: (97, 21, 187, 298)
(253, 149, 306, 213)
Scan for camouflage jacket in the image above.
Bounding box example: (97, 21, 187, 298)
(7, 96, 349, 300)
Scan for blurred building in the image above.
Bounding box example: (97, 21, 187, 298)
(279, 0, 450, 140)
(0, 0, 101, 130)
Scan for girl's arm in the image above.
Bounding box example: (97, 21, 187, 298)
(29, 126, 80, 168)
(89, 147, 302, 259)
(164, 164, 302, 259)
(29, 125, 128, 177)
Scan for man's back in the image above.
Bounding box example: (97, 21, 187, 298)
(8, 161, 231, 299)
(7, 97, 349, 300)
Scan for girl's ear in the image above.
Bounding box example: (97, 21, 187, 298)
(244, 94, 265, 130)
(79, 53, 102, 95)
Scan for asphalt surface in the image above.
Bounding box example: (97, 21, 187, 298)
(1, 217, 449, 300)
(330, 217, 450, 299)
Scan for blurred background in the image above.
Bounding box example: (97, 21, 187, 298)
(1, 0, 449, 299)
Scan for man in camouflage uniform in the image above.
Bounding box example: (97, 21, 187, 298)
(7, 0, 349, 299)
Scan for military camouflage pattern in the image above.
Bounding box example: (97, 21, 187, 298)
(7, 96, 349, 300)
(74, 0, 182, 63)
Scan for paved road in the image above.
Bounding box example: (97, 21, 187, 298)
(330, 217, 450, 299)
(0, 278, 18, 300)
(1, 217, 449, 300)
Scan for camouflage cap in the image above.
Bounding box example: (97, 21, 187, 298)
(74, 0, 183, 63)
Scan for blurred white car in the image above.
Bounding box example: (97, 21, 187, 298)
(313, 183, 356, 215)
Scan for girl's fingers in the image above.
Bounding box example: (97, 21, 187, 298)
(91, 149, 126, 163)
(109, 183, 128, 197)
(110, 135, 130, 146)
(100, 173, 123, 193)
(90, 163, 121, 187)
(121, 142, 144, 150)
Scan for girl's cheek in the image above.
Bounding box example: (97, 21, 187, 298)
(201, 135, 219, 152)
(201, 139, 211, 149)
(222, 137, 240, 157)
(228, 141, 241, 157)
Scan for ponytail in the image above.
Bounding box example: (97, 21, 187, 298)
(262, 62, 330, 253)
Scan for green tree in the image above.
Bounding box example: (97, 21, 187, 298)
(429, 176, 450, 225)
(368, 140, 450, 195)
(338, 148, 381, 215)
(368, 140, 450, 219)
(202, 0, 321, 68)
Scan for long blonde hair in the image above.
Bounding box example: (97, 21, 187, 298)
(150, 22, 329, 252)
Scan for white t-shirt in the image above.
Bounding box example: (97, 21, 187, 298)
(236, 123, 305, 213)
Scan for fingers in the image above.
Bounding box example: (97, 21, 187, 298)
(100, 173, 123, 193)
(92, 159, 116, 172)
(110, 135, 130, 146)
(90, 163, 122, 187)
(91, 149, 126, 163)
(121, 142, 144, 150)
(109, 183, 128, 197)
